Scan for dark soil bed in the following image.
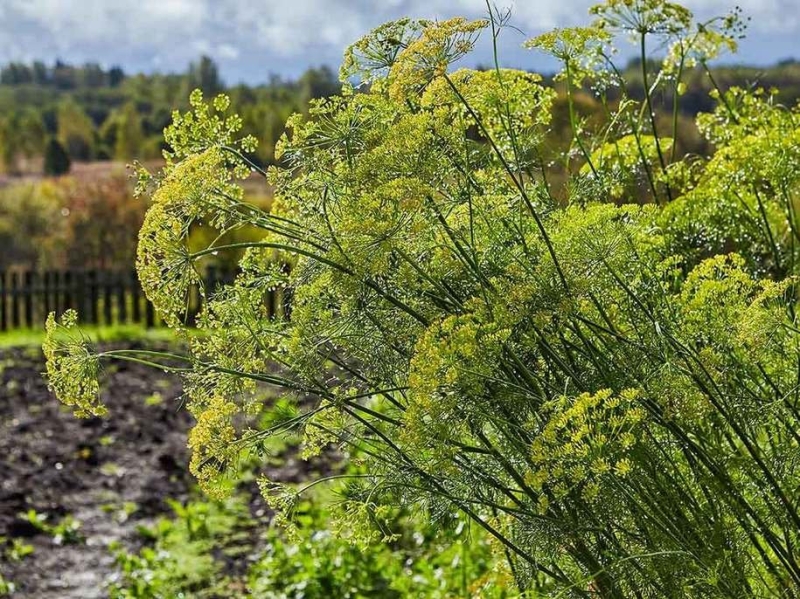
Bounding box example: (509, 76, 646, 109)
(0, 344, 193, 598)
(0, 343, 339, 598)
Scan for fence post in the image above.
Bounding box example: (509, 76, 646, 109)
(102, 270, 113, 325)
(0, 271, 6, 332)
(130, 269, 141, 324)
(10, 272, 20, 329)
(75, 270, 86, 325)
(145, 298, 155, 328)
(52, 271, 60, 315)
(117, 271, 128, 324)
(63, 270, 74, 314)
(87, 270, 99, 324)
(23, 271, 35, 328)
(43, 271, 51, 319)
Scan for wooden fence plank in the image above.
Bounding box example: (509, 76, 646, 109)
(0, 271, 6, 332)
(0, 266, 285, 332)
(102, 270, 113, 325)
(130, 269, 141, 324)
(117, 271, 128, 324)
(10, 272, 20, 329)
(23, 271, 34, 328)
(43, 271, 52, 319)
(52, 271, 61, 316)
(87, 270, 99, 324)
(63, 271, 74, 315)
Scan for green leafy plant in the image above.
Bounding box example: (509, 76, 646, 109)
(43, 136, 71, 175)
(108, 497, 247, 599)
(0, 574, 15, 597)
(4, 538, 34, 562)
(19, 509, 84, 545)
(247, 501, 503, 599)
(44, 1, 800, 596)
(109, 491, 502, 599)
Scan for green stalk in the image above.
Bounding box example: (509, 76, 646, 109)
(639, 33, 672, 202)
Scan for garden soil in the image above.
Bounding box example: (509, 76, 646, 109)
(0, 344, 194, 598)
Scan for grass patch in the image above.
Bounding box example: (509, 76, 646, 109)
(0, 324, 176, 349)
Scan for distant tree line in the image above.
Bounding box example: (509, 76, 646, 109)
(2, 54, 800, 178)
(0, 56, 341, 174)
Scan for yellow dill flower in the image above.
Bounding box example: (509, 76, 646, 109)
(42, 311, 105, 418)
(188, 396, 239, 498)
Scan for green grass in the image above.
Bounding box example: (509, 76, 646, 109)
(0, 324, 176, 349)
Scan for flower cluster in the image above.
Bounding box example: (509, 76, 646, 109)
(591, 0, 692, 37)
(386, 18, 487, 104)
(42, 310, 104, 418)
(187, 395, 239, 498)
(525, 26, 611, 85)
(528, 389, 645, 511)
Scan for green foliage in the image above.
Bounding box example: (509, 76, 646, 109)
(0, 57, 341, 169)
(0, 179, 64, 269)
(1, 537, 34, 562)
(0, 108, 45, 174)
(108, 492, 503, 599)
(0, 574, 14, 597)
(108, 496, 248, 599)
(43, 136, 71, 175)
(112, 103, 146, 160)
(57, 99, 96, 161)
(248, 503, 504, 599)
(18, 508, 84, 545)
(43, 1, 800, 596)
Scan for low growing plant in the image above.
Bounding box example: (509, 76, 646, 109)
(18, 510, 84, 546)
(45, 0, 800, 596)
(109, 491, 501, 599)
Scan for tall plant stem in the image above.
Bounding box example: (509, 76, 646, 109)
(639, 33, 672, 203)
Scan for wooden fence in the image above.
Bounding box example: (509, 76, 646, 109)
(0, 266, 286, 331)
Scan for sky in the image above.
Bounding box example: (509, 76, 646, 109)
(0, 0, 798, 84)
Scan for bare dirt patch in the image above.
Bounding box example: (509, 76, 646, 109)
(0, 344, 193, 598)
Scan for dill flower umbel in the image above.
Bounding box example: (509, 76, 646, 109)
(43, 310, 105, 418)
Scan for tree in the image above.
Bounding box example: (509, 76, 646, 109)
(56, 100, 95, 160)
(81, 62, 106, 88)
(52, 60, 77, 90)
(0, 62, 33, 84)
(59, 174, 146, 269)
(188, 55, 222, 96)
(0, 117, 14, 174)
(0, 110, 45, 174)
(112, 103, 144, 160)
(297, 66, 341, 104)
(17, 109, 45, 158)
(0, 181, 64, 270)
(43, 137, 71, 175)
(108, 66, 126, 87)
(31, 61, 49, 85)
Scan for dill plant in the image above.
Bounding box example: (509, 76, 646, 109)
(44, 1, 800, 596)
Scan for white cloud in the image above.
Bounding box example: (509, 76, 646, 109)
(0, 0, 796, 80)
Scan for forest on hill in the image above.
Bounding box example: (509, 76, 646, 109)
(2, 56, 800, 177)
(0, 57, 341, 174)
(2, 53, 800, 274)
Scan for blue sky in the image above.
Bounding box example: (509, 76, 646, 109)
(0, 0, 797, 84)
